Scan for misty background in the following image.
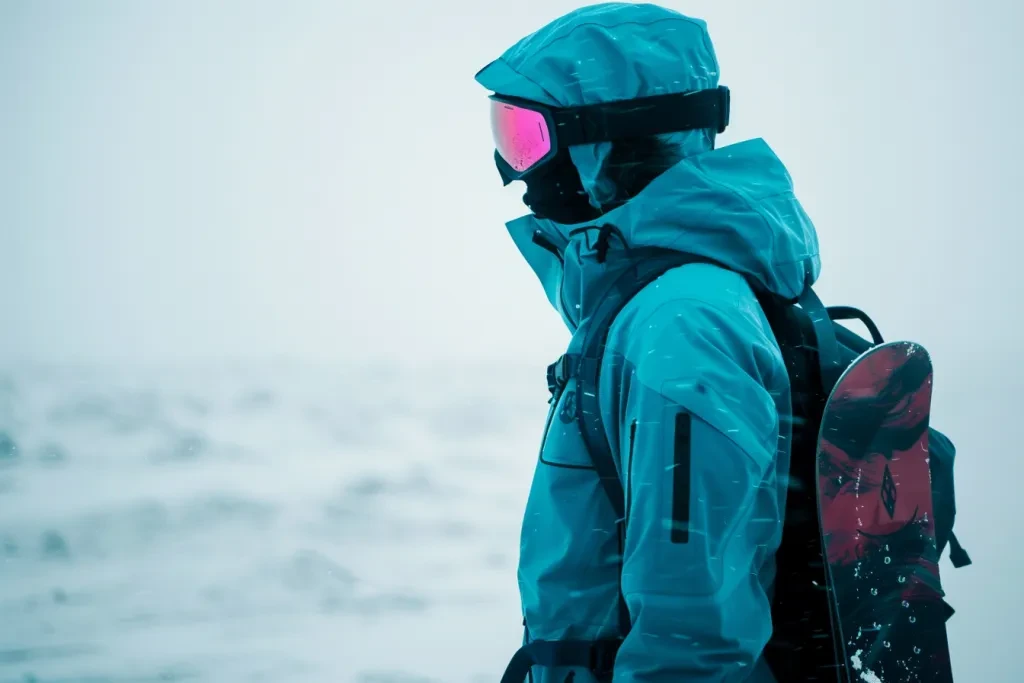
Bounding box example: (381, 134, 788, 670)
(1, 1, 1021, 681)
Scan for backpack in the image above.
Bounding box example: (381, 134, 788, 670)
(528, 248, 971, 682)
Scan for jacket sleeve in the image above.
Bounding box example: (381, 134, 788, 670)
(611, 296, 786, 683)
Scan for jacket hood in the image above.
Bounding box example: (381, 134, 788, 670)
(477, 3, 820, 326)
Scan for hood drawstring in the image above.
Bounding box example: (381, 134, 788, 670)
(568, 223, 629, 264)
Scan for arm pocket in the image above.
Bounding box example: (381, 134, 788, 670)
(671, 412, 692, 544)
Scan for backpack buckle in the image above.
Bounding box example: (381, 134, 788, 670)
(589, 639, 622, 678)
(546, 361, 561, 400)
(546, 354, 579, 402)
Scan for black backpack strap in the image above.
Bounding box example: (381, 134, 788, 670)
(547, 353, 580, 402)
(575, 251, 723, 513)
(796, 284, 844, 395)
(567, 249, 719, 638)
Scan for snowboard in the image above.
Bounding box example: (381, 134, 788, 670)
(816, 341, 954, 683)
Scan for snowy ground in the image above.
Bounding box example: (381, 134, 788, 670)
(0, 361, 542, 682)
(0, 360, 1016, 681)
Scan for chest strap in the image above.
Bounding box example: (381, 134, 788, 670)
(500, 639, 621, 683)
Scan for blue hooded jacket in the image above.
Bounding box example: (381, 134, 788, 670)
(476, 4, 821, 682)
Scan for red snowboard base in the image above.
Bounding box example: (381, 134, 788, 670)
(816, 341, 954, 682)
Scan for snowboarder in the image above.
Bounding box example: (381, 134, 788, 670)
(480, 3, 814, 681)
(479, 4, 968, 682)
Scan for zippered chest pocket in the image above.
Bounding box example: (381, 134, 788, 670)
(538, 378, 597, 470)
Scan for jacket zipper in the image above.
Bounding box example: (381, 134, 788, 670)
(531, 231, 577, 331)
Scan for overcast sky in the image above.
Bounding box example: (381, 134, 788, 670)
(1, 0, 1021, 369)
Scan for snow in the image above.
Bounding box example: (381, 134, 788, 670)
(0, 361, 540, 683)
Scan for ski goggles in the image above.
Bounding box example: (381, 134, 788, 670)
(489, 86, 730, 180)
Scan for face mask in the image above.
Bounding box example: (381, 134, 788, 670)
(495, 150, 603, 225)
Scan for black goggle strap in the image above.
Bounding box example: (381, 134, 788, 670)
(551, 86, 730, 146)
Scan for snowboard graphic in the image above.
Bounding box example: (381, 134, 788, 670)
(816, 341, 954, 683)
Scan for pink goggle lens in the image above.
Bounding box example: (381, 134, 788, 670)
(490, 99, 552, 173)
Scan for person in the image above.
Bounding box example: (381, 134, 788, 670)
(477, 3, 822, 682)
